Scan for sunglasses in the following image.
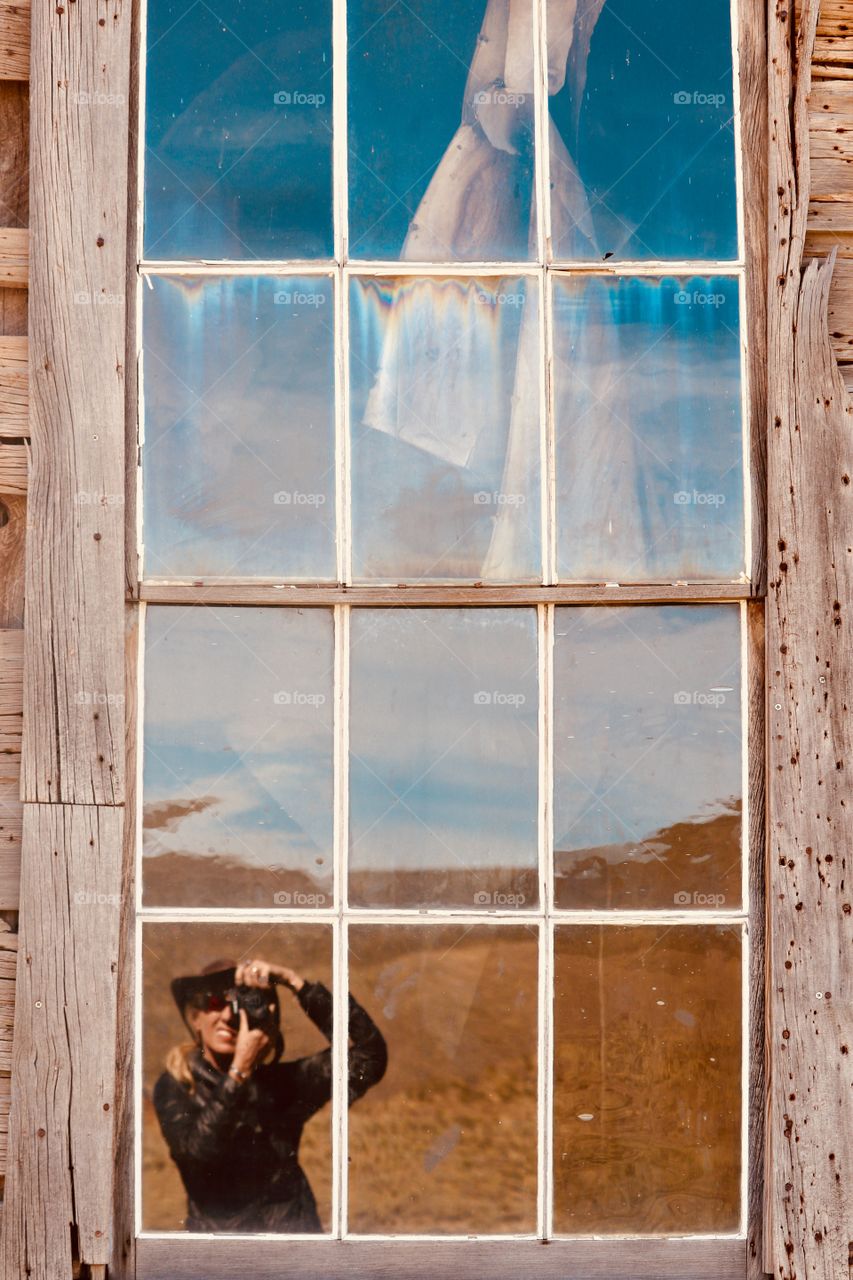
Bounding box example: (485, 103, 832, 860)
(198, 989, 238, 1015)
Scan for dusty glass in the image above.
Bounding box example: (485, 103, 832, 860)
(349, 275, 542, 581)
(553, 924, 742, 1233)
(552, 275, 744, 582)
(552, 604, 742, 910)
(142, 275, 337, 580)
(348, 609, 540, 908)
(143, 607, 335, 908)
(145, 0, 333, 260)
(348, 924, 539, 1233)
(548, 0, 737, 261)
(348, 0, 538, 262)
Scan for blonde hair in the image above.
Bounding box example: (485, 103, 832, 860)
(166, 1042, 199, 1093)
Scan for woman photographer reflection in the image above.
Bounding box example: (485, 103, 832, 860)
(153, 956, 387, 1232)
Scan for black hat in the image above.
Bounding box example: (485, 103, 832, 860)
(170, 960, 240, 1030)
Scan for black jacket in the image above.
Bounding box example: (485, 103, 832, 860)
(153, 981, 387, 1232)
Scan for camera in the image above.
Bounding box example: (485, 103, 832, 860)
(228, 984, 277, 1031)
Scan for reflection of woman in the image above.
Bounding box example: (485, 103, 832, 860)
(153, 956, 387, 1232)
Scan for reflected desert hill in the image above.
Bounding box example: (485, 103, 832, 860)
(142, 799, 740, 912)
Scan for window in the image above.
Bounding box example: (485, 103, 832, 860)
(134, 0, 763, 1273)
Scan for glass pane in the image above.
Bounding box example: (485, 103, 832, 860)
(553, 604, 742, 910)
(349, 276, 542, 581)
(143, 607, 334, 908)
(142, 921, 336, 1232)
(348, 0, 537, 261)
(349, 609, 539, 908)
(145, 0, 333, 260)
(553, 924, 742, 1233)
(548, 0, 737, 261)
(553, 275, 744, 581)
(142, 275, 336, 580)
(348, 924, 538, 1232)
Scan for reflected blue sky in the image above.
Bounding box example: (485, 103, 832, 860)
(553, 604, 742, 908)
(349, 276, 541, 581)
(553, 275, 744, 581)
(142, 275, 336, 579)
(145, 0, 333, 259)
(143, 607, 335, 907)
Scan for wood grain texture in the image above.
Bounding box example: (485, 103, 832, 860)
(0, 333, 27, 435)
(139, 581, 756, 607)
(0, 227, 27, 288)
(0, 494, 25, 627)
(0, 440, 27, 495)
(0, 628, 23, 911)
(766, 0, 853, 1274)
(21, 0, 131, 803)
(136, 1236, 747, 1280)
(0, 81, 28, 229)
(0, 804, 124, 1277)
(0, 0, 29, 81)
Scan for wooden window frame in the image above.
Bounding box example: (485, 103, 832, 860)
(25, 0, 853, 1276)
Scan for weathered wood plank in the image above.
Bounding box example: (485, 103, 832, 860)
(0, 227, 27, 288)
(137, 1237, 747, 1280)
(0, 628, 22, 911)
(0, 804, 124, 1276)
(767, 1, 853, 1275)
(0, 81, 28, 230)
(0, 334, 26, 436)
(0, 0, 29, 81)
(21, 0, 131, 803)
(0, 494, 25, 627)
(138, 582, 757, 607)
(0, 441, 26, 495)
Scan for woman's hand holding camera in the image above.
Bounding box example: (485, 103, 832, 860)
(229, 1007, 271, 1083)
(235, 957, 305, 994)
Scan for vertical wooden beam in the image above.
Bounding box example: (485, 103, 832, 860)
(1, 0, 131, 1274)
(0, 804, 123, 1276)
(21, 0, 129, 804)
(766, 1, 853, 1276)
